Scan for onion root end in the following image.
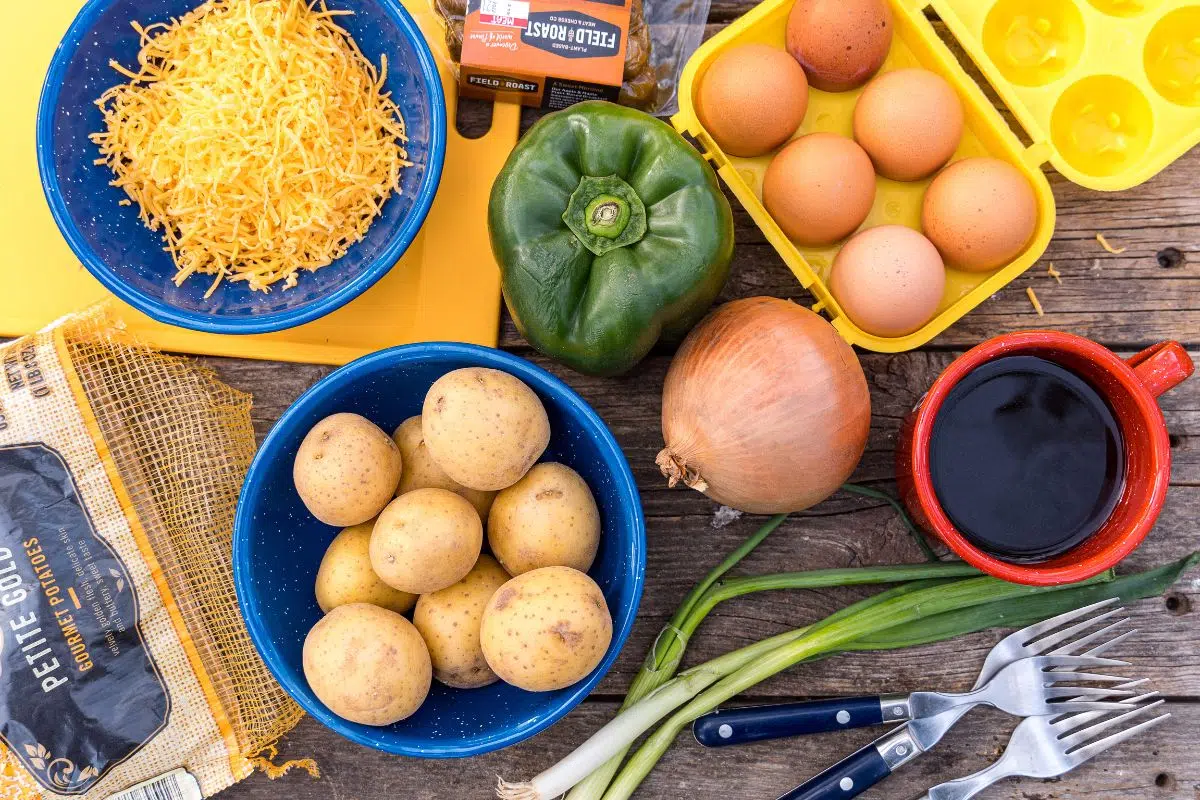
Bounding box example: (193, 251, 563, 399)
(656, 448, 709, 494)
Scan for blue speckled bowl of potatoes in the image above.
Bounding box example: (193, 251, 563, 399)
(233, 343, 646, 756)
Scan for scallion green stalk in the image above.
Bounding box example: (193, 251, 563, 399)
(502, 574, 972, 800)
(598, 552, 1200, 799)
(564, 514, 787, 800)
(496, 629, 808, 800)
(599, 574, 1106, 800)
(566, 561, 977, 798)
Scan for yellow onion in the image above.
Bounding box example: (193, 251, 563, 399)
(656, 297, 870, 513)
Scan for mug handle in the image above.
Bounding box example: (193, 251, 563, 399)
(1127, 342, 1195, 398)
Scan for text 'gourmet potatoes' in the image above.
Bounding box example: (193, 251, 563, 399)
(480, 567, 612, 692)
(488, 463, 601, 576)
(302, 603, 431, 726)
(414, 555, 511, 689)
(370, 488, 483, 594)
(314, 521, 417, 614)
(422, 368, 550, 492)
(293, 412, 401, 526)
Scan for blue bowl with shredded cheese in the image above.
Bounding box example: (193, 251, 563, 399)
(233, 343, 646, 756)
(36, 0, 445, 334)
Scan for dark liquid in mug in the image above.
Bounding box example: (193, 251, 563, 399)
(929, 355, 1125, 562)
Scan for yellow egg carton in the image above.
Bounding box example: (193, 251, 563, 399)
(673, 0, 1198, 351)
(935, 0, 1200, 191)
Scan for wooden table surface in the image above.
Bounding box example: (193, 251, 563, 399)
(211, 14, 1200, 800)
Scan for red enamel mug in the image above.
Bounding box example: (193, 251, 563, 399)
(896, 331, 1194, 586)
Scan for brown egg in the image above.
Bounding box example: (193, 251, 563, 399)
(829, 225, 946, 338)
(786, 0, 893, 92)
(763, 133, 876, 246)
(853, 69, 964, 181)
(922, 157, 1038, 272)
(698, 44, 810, 157)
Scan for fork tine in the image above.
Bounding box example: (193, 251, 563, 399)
(1043, 671, 1135, 684)
(1054, 692, 1160, 733)
(1044, 686, 1137, 699)
(1078, 627, 1137, 659)
(1035, 610, 1124, 655)
(1049, 701, 1138, 716)
(1067, 710, 1171, 765)
(1015, 598, 1121, 647)
(1037, 655, 1131, 670)
(1062, 701, 1166, 749)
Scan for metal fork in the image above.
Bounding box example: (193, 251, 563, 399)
(771, 601, 1137, 800)
(919, 688, 1170, 800)
(896, 655, 1134, 721)
(697, 598, 1131, 748)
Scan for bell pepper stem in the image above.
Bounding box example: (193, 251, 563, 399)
(584, 195, 631, 239)
(563, 175, 647, 256)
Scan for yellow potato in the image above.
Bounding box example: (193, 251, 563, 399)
(480, 566, 612, 692)
(413, 554, 511, 688)
(392, 415, 496, 520)
(314, 521, 417, 614)
(293, 413, 402, 527)
(421, 368, 550, 491)
(370, 488, 483, 594)
(302, 603, 431, 726)
(488, 463, 601, 575)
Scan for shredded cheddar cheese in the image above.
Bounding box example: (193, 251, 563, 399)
(1026, 286, 1044, 316)
(91, 0, 410, 296)
(1047, 263, 1062, 284)
(1096, 233, 1126, 255)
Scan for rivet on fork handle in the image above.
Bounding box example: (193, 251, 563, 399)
(876, 725, 924, 771)
(880, 694, 912, 723)
(773, 727, 925, 800)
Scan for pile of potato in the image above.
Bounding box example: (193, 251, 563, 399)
(294, 367, 613, 727)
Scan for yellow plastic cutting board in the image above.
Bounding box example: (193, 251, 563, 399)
(0, 0, 517, 365)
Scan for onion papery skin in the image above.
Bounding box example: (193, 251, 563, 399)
(657, 297, 871, 513)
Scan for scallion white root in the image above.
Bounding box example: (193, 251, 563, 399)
(494, 629, 807, 800)
(496, 778, 539, 800)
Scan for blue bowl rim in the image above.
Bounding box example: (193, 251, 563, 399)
(232, 342, 647, 757)
(35, 0, 447, 336)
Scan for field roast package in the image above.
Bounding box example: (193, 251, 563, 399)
(0, 306, 303, 800)
(434, 0, 709, 113)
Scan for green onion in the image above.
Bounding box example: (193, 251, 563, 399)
(503, 577, 951, 800)
(497, 629, 809, 800)
(564, 514, 788, 800)
(598, 574, 1107, 800)
(850, 552, 1199, 651)
(523, 494, 1198, 800)
(565, 519, 976, 800)
(600, 553, 1198, 799)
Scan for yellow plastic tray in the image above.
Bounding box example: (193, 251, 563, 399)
(0, 0, 517, 365)
(674, 0, 1058, 352)
(934, 0, 1200, 191)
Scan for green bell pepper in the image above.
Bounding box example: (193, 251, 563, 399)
(489, 101, 735, 376)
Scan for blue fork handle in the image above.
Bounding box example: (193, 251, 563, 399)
(776, 743, 891, 800)
(693, 696, 886, 747)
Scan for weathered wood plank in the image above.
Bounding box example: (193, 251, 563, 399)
(228, 702, 1199, 799)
